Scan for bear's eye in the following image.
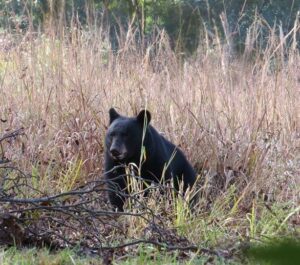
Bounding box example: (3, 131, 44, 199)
(109, 131, 116, 137)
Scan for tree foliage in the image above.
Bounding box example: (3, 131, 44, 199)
(0, 0, 299, 54)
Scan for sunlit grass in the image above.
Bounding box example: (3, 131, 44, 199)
(0, 16, 299, 263)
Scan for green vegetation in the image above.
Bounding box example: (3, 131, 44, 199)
(0, 0, 299, 54)
(248, 240, 300, 265)
(0, 247, 99, 265)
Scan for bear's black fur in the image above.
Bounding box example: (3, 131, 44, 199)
(104, 108, 196, 211)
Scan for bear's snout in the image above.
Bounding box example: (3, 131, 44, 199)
(110, 148, 120, 157)
(109, 146, 128, 161)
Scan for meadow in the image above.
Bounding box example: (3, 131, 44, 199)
(0, 21, 299, 264)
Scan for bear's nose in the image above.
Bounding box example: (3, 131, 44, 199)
(110, 148, 121, 157)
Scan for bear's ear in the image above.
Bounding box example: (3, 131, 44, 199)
(136, 110, 151, 127)
(109, 108, 120, 124)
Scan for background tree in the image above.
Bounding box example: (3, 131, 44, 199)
(0, 0, 299, 55)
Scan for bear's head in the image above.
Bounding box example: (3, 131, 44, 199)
(105, 108, 151, 162)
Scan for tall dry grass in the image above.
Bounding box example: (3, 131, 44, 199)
(0, 19, 299, 246)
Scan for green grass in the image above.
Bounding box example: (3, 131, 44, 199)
(0, 247, 99, 265)
(0, 246, 243, 265)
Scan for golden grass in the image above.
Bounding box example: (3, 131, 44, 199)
(0, 23, 299, 249)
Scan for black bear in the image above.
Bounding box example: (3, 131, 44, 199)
(104, 108, 196, 211)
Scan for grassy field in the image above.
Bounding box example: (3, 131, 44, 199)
(0, 23, 299, 264)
